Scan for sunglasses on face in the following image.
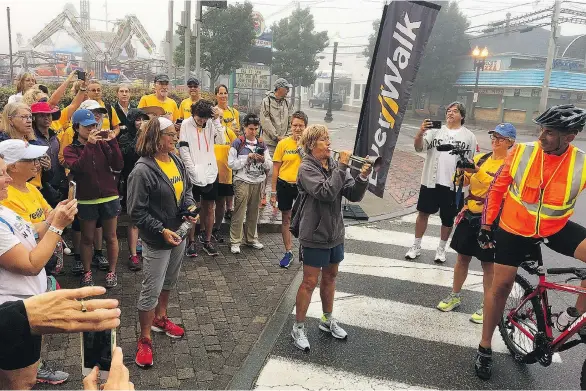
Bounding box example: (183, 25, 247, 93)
(187, 84, 199, 88)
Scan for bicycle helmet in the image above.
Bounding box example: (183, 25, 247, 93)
(533, 104, 586, 132)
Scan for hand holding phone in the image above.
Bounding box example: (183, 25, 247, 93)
(431, 120, 442, 129)
(83, 347, 133, 391)
(68, 181, 77, 201)
(81, 329, 116, 381)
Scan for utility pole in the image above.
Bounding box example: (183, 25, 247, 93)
(324, 41, 338, 123)
(184, 1, 192, 84)
(167, 1, 174, 75)
(7, 7, 13, 84)
(195, 0, 202, 82)
(539, 0, 561, 113)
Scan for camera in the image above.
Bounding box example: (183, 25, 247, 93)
(436, 144, 475, 170)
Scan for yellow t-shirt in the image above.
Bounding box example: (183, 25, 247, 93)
(215, 127, 238, 185)
(51, 106, 71, 133)
(465, 153, 505, 214)
(273, 136, 302, 184)
(99, 100, 121, 130)
(179, 97, 200, 120)
(58, 126, 74, 168)
(156, 157, 183, 205)
(138, 94, 180, 122)
(1, 183, 51, 223)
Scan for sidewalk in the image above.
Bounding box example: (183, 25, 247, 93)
(39, 234, 302, 390)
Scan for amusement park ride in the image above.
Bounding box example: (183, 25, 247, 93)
(1, 0, 163, 83)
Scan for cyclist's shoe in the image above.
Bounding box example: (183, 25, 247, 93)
(319, 317, 348, 339)
(36, 360, 69, 385)
(291, 325, 310, 351)
(434, 247, 447, 263)
(475, 346, 493, 380)
(437, 293, 461, 312)
(405, 246, 421, 260)
(470, 304, 484, 324)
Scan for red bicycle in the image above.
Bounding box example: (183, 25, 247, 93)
(499, 245, 586, 389)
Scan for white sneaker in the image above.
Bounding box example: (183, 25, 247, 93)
(405, 245, 421, 260)
(319, 317, 348, 339)
(291, 325, 310, 351)
(245, 240, 264, 249)
(435, 247, 446, 263)
(230, 245, 241, 254)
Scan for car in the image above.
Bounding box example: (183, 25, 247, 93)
(309, 92, 343, 110)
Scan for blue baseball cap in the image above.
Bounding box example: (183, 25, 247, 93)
(490, 122, 517, 139)
(72, 109, 98, 126)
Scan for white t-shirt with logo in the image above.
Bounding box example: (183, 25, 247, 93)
(0, 205, 46, 305)
(436, 128, 462, 187)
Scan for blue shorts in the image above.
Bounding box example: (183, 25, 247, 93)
(301, 243, 344, 268)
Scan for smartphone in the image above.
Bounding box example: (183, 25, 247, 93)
(176, 118, 183, 125)
(431, 120, 442, 129)
(98, 130, 110, 139)
(256, 147, 265, 155)
(68, 181, 77, 201)
(76, 69, 86, 81)
(81, 329, 116, 381)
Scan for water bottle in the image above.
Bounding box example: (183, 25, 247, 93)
(53, 240, 64, 275)
(175, 221, 193, 239)
(136, 238, 143, 254)
(556, 306, 580, 331)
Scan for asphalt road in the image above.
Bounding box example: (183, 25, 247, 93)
(251, 106, 586, 390)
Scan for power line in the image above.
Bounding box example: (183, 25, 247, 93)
(468, 1, 537, 18)
(315, 19, 376, 25)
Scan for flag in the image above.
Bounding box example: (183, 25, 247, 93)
(353, 1, 441, 198)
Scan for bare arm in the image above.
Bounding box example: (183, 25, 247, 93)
(414, 119, 433, 153)
(47, 71, 77, 107)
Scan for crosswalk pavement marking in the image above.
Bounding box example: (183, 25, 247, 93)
(345, 226, 455, 253)
(295, 289, 510, 354)
(255, 356, 434, 390)
(400, 213, 443, 226)
(342, 252, 484, 292)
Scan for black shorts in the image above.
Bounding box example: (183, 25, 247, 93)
(416, 184, 458, 227)
(302, 243, 344, 268)
(77, 198, 121, 222)
(217, 183, 234, 197)
(450, 212, 495, 263)
(495, 221, 586, 267)
(276, 178, 298, 212)
(193, 177, 218, 202)
(72, 216, 103, 231)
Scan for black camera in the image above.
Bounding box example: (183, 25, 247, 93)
(436, 144, 475, 170)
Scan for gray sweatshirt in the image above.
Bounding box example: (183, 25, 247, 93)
(297, 154, 368, 249)
(260, 92, 291, 147)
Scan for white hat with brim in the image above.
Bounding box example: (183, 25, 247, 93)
(0, 139, 48, 164)
(80, 100, 108, 114)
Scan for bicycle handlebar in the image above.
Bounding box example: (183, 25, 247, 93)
(547, 267, 586, 279)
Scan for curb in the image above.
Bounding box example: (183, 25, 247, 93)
(225, 204, 416, 389)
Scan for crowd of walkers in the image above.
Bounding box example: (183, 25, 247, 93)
(0, 72, 370, 387)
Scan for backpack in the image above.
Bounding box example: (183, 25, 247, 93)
(476, 152, 493, 168)
(235, 135, 266, 155)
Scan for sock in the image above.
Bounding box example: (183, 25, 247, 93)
(286, 249, 293, 254)
(414, 238, 422, 247)
(94, 249, 103, 256)
(452, 291, 461, 297)
(294, 321, 304, 329)
(322, 312, 332, 322)
(478, 345, 492, 355)
(438, 240, 448, 250)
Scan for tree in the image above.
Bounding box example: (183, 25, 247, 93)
(363, 2, 470, 110)
(271, 8, 329, 106)
(363, 19, 380, 70)
(174, 2, 255, 89)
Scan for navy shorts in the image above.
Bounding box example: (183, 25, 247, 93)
(77, 198, 121, 222)
(302, 243, 344, 268)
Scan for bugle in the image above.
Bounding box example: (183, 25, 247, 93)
(329, 148, 382, 173)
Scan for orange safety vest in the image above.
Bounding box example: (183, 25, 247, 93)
(500, 142, 586, 237)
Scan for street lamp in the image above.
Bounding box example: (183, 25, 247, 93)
(470, 46, 488, 121)
(324, 41, 339, 123)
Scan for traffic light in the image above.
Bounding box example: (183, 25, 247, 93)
(202, 1, 227, 8)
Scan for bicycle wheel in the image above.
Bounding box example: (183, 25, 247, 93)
(581, 358, 586, 390)
(498, 274, 545, 363)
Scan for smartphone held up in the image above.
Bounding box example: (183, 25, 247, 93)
(81, 329, 116, 381)
(68, 181, 77, 201)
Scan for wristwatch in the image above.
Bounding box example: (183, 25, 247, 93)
(48, 226, 63, 236)
(158, 227, 165, 235)
(79, 87, 87, 91)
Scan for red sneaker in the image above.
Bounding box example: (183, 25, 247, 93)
(135, 337, 153, 367)
(151, 316, 184, 338)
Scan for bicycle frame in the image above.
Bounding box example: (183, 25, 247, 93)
(507, 273, 586, 352)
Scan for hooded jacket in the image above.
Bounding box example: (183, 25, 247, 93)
(118, 108, 146, 178)
(260, 91, 291, 147)
(127, 153, 195, 249)
(296, 154, 368, 249)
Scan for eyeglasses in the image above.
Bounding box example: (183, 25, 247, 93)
(12, 115, 33, 121)
(490, 134, 509, 142)
(89, 89, 101, 93)
(187, 84, 199, 88)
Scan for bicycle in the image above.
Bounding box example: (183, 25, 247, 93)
(498, 242, 586, 389)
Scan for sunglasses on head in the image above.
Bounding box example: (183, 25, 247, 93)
(246, 119, 260, 126)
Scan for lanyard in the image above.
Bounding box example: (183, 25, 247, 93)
(195, 121, 209, 152)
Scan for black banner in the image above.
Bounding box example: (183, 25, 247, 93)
(353, 1, 441, 198)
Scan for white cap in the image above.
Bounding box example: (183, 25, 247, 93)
(80, 100, 108, 114)
(0, 140, 48, 164)
(158, 117, 174, 130)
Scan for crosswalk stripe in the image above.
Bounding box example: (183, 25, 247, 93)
(255, 356, 434, 390)
(341, 252, 484, 292)
(345, 226, 455, 253)
(400, 213, 443, 226)
(297, 289, 509, 353)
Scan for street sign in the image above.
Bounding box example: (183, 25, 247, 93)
(329, 62, 342, 66)
(473, 92, 478, 103)
(201, 1, 227, 9)
(235, 63, 270, 90)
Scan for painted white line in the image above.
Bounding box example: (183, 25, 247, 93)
(400, 213, 443, 226)
(345, 226, 455, 253)
(341, 252, 484, 292)
(255, 356, 434, 390)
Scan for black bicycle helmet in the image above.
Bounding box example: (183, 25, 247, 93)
(533, 104, 586, 132)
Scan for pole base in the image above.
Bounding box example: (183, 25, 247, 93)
(324, 112, 333, 123)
